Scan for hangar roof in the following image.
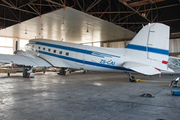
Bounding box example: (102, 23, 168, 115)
(0, 7, 135, 43)
(0, 0, 180, 41)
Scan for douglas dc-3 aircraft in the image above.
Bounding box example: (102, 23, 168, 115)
(0, 23, 173, 82)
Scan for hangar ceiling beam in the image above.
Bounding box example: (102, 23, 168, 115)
(28, 4, 41, 16)
(88, 11, 134, 14)
(2, 0, 16, 8)
(0, 4, 37, 15)
(75, 0, 83, 11)
(85, 0, 101, 12)
(114, 6, 141, 23)
(88, 3, 180, 14)
(139, 3, 180, 12)
(18, 0, 37, 9)
(128, 0, 165, 7)
(118, 0, 151, 22)
(115, 18, 180, 25)
(0, 17, 19, 23)
(99, 5, 110, 19)
(45, 0, 65, 8)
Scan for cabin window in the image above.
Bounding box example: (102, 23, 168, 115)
(43, 48, 45, 50)
(59, 51, 62, 54)
(48, 49, 51, 52)
(38, 46, 41, 49)
(66, 52, 69, 56)
(54, 50, 56, 53)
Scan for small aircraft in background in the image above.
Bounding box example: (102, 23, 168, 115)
(167, 56, 180, 74)
(0, 23, 174, 82)
(0, 63, 46, 76)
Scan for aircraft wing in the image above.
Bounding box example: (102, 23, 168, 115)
(168, 56, 180, 64)
(0, 54, 51, 67)
(123, 62, 173, 75)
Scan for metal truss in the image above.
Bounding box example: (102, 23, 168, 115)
(0, 0, 180, 36)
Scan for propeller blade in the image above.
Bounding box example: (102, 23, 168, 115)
(15, 41, 18, 51)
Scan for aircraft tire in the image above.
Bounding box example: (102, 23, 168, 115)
(7, 72, 10, 76)
(83, 70, 86, 74)
(129, 76, 136, 82)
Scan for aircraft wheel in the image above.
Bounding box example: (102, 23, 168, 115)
(23, 69, 29, 78)
(58, 68, 66, 75)
(83, 70, 86, 74)
(129, 76, 136, 82)
(7, 72, 10, 76)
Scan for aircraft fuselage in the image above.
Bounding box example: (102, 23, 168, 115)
(25, 39, 133, 72)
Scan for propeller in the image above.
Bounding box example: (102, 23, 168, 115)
(15, 41, 18, 51)
(14, 41, 18, 55)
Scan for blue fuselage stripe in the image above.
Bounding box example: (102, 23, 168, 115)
(125, 44, 169, 55)
(30, 41, 120, 58)
(38, 50, 133, 72)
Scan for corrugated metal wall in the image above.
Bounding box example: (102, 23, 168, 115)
(169, 38, 180, 53)
(102, 38, 180, 53)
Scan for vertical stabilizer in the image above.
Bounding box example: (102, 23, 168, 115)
(125, 23, 170, 72)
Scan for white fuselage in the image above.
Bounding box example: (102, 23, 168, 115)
(25, 39, 133, 72)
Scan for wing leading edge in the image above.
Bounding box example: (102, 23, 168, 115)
(0, 54, 51, 67)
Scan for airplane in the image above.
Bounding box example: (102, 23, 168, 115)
(0, 23, 174, 82)
(0, 63, 46, 76)
(166, 56, 180, 74)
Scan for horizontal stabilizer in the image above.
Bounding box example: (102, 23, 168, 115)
(123, 62, 161, 75)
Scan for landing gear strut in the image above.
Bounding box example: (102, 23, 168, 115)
(58, 68, 66, 75)
(23, 66, 32, 78)
(128, 73, 136, 82)
(83, 70, 86, 74)
(7, 72, 10, 76)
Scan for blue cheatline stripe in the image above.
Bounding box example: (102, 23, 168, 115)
(125, 44, 169, 55)
(38, 50, 133, 72)
(30, 41, 120, 58)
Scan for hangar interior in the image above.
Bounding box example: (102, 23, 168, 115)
(0, 0, 180, 55)
(0, 0, 180, 120)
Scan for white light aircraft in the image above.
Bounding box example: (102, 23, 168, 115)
(0, 23, 173, 81)
(0, 63, 46, 76)
(166, 56, 180, 74)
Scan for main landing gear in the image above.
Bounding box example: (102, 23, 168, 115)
(58, 68, 67, 75)
(128, 73, 136, 82)
(23, 66, 32, 78)
(7, 72, 10, 76)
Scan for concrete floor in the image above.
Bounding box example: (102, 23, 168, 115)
(0, 71, 180, 120)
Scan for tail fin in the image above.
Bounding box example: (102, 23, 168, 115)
(124, 23, 171, 75)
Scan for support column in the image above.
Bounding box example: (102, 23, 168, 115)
(124, 39, 127, 47)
